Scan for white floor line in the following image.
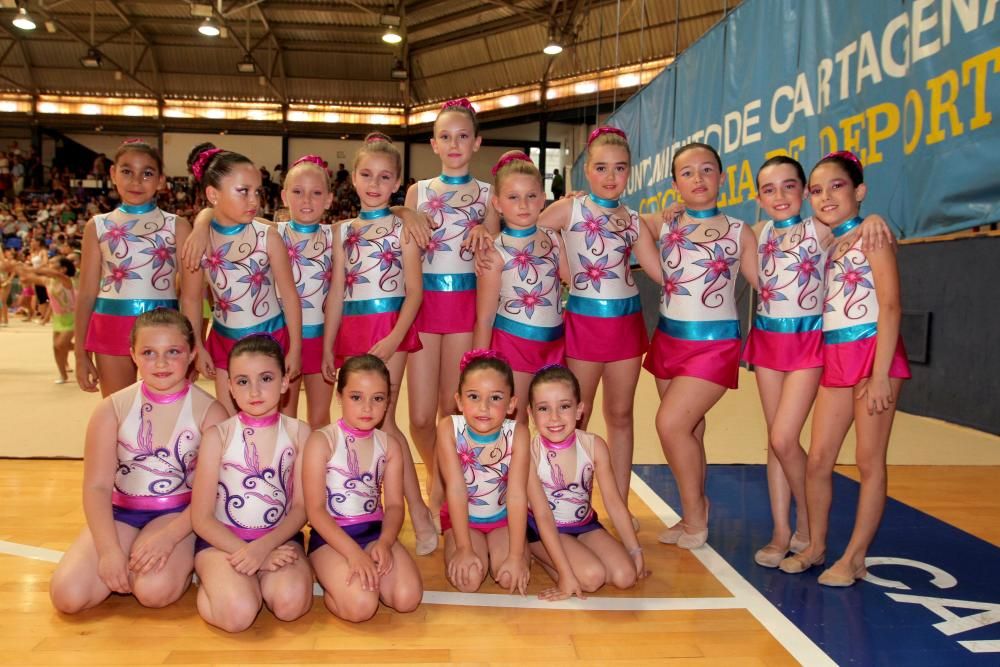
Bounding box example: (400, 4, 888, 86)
(630, 472, 836, 667)
(421, 590, 743, 611)
(0, 539, 63, 563)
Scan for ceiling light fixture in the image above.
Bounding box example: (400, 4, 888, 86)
(382, 25, 402, 44)
(80, 48, 102, 68)
(236, 54, 256, 74)
(198, 17, 220, 37)
(543, 27, 562, 55)
(12, 7, 36, 31)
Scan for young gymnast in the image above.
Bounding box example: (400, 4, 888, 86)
(437, 350, 531, 593)
(780, 152, 910, 586)
(75, 139, 198, 396)
(646, 142, 757, 549)
(405, 99, 501, 516)
(15, 256, 77, 383)
(276, 155, 335, 428)
(526, 365, 647, 596)
(304, 354, 422, 621)
(532, 127, 661, 517)
(50, 308, 227, 613)
(473, 152, 567, 422)
(743, 156, 894, 567)
(180, 144, 302, 415)
(321, 132, 437, 555)
(190, 334, 313, 632)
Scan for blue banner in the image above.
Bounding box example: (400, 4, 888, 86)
(573, 0, 1000, 239)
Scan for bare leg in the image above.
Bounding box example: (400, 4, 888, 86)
(49, 521, 139, 613)
(655, 376, 727, 544)
(374, 542, 422, 613)
(566, 358, 602, 429)
(443, 528, 489, 592)
(302, 372, 334, 428)
(213, 368, 236, 415)
(578, 528, 637, 590)
(53, 331, 74, 381)
(512, 370, 532, 424)
(530, 533, 608, 592)
(385, 351, 436, 554)
(406, 333, 442, 507)
(310, 545, 379, 622)
(94, 353, 137, 398)
(258, 541, 313, 622)
(485, 526, 531, 590)
(822, 378, 904, 582)
(194, 547, 263, 633)
(281, 373, 303, 419)
(600, 356, 642, 504)
(129, 514, 196, 608)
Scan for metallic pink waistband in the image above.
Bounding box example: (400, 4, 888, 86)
(112, 490, 191, 511)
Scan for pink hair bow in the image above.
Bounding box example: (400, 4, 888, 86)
(490, 151, 531, 177)
(441, 98, 475, 113)
(459, 348, 507, 372)
(293, 154, 330, 174)
(587, 126, 627, 145)
(191, 148, 224, 181)
(823, 150, 863, 170)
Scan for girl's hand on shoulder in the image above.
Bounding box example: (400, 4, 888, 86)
(473, 245, 499, 277)
(539, 573, 586, 602)
(367, 335, 399, 363)
(660, 202, 685, 223)
(321, 352, 337, 384)
(856, 375, 895, 415)
(462, 224, 494, 253)
(75, 352, 100, 392)
(181, 219, 210, 272)
(496, 556, 529, 596)
(97, 548, 132, 594)
(448, 546, 483, 588)
(346, 547, 379, 591)
(369, 539, 394, 576)
(261, 544, 299, 571)
(859, 214, 896, 253)
(227, 539, 271, 576)
(195, 346, 216, 379)
(395, 208, 433, 248)
(128, 527, 178, 575)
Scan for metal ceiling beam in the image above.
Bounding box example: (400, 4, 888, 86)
(103, 0, 163, 95)
(481, 0, 552, 22)
(0, 24, 36, 93)
(209, 8, 285, 102)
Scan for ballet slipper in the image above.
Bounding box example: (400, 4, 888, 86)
(754, 543, 788, 568)
(818, 564, 868, 587)
(413, 508, 439, 556)
(778, 552, 826, 574)
(677, 526, 708, 550)
(657, 521, 685, 544)
(789, 532, 810, 554)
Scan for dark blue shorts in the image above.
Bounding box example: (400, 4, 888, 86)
(307, 521, 383, 555)
(526, 511, 603, 543)
(113, 504, 185, 530)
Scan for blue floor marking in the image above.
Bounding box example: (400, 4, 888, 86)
(634, 464, 1000, 666)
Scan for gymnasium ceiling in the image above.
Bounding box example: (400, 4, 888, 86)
(0, 0, 740, 109)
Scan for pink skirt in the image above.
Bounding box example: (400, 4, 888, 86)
(206, 325, 290, 371)
(821, 336, 911, 388)
(491, 327, 564, 374)
(564, 310, 648, 362)
(334, 310, 422, 366)
(415, 289, 476, 335)
(301, 335, 324, 376)
(85, 312, 136, 356)
(643, 329, 741, 389)
(743, 328, 823, 372)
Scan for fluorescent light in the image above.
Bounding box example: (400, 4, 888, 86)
(324, 112, 340, 123)
(80, 104, 101, 115)
(575, 81, 597, 94)
(198, 17, 220, 37)
(122, 105, 143, 116)
(617, 73, 640, 87)
(288, 110, 308, 122)
(498, 95, 519, 108)
(39, 102, 58, 113)
(369, 114, 387, 125)
(163, 108, 186, 118)
(419, 111, 436, 124)
(0, 101, 18, 112)
(12, 8, 35, 30)
(545, 88, 558, 100)
(382, 27, 402, 44)
(205, 108, 225, 119)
